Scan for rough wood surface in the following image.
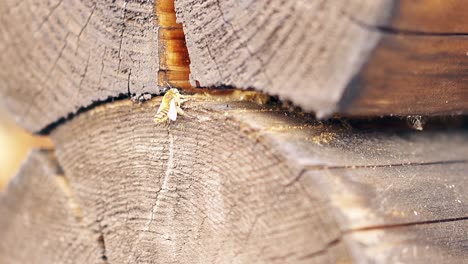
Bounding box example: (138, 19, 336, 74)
(346, 220, 468, 263)
(175, 0, 468, 117)
(37, 95, 467, 263)
(175, 0, 392, 117)
(0, 0, 160, 132)
(0, 150, 103, 264)
(50, 98, 348, 263)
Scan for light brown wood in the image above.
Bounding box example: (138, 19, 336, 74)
(157, 0, 191, 90)
(175, 0, 468, 117)
(0, 150, 102, 264)
(0, 0, 160, 132)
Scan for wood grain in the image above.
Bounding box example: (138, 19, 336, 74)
(391, 0, 468, 32)
(175, 0, 468, 117)
(0, 150, 102, 264)
(346, 220, 468, 263)
(0, 0, 160, 132)
(51, 98, 347, 263)
(175, 0, 392, 117)
(342, 34, 468, 116)
(44, 95, 468, 263)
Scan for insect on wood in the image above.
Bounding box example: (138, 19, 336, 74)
(154, 88, 185, 123)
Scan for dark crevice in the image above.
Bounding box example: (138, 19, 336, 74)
(35, 84, 238, 135)
(97, 231, 109, 263)
(309, 159, 468, 171)
(297, 237, 341, 260)
(297, 216, 468, 260)
(346, 13, 468, 37)
(372, 25, 468, 37)
(285, 159, 468, 187)
(127, 69, 132, 97)
(347, 216, 468, 233)
(36, 92, 160, 135)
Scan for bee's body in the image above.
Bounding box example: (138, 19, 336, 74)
(154, 88, 185, 123)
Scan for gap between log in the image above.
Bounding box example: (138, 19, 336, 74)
(345, 12, 468, 37)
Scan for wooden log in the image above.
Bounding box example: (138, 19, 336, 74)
(175, 0, 468, 117)
(30, 95, 466, 263)
(0, 150, 103, 264)
(0, 0, 161, 132)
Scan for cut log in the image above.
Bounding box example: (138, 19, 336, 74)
(175, 0, 468, 117)
(16, 95, 462, 263)
(0, 150, 103, 264)
(0, 0, 161, 132)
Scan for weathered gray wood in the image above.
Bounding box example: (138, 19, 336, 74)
(51, 98, 348, 263)
(175, 0, 392, 117)
(0, 0, 160, 132)
(303, 163, 468, 230)
(47, 95, 468, 263)
(175, 0, 468, 117)
(0, 150, 102, 264)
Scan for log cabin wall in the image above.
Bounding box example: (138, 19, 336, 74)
(1, 1, 467, 263)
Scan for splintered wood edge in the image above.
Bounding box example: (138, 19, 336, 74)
(48, 95, 468, 263)
(0, 150, 103, 264)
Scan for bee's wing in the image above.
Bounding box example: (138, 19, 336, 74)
(156, 101, 165, 114)
(168, 98, 177, 121)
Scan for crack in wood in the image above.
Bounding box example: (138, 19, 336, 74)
(117, 0, 129, 73)
(347, 215, 468, 233)
(34, 0, 65, 34)
(297, 237, 341, 261)
(296, 216, 468, 261)
(345, 12, 468, 37)
(24, 32, 71, 123)
(213, 0, 273, 87)
(75, 2, 96, 54)
(284, 159, 468, 187)
(97, 231, 109, 263)
(145, 130, 175, 231)
(36, 93, 139, 135)
(55, 173, 84, 223)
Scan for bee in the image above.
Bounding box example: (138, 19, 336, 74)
(154, 88, 185, 123)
